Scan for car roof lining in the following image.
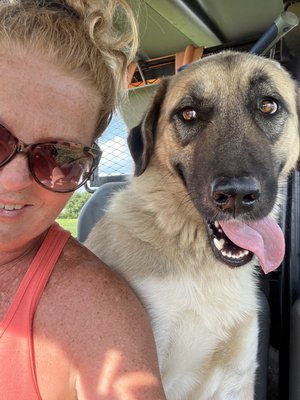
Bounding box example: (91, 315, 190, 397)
(129, 0, 285, 60)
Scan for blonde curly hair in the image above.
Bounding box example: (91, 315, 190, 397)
(0, 0, 138, 138)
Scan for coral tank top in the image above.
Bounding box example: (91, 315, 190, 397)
(0, 223, 70, 399)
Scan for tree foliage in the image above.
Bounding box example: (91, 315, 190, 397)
(58, 192, 92, 219)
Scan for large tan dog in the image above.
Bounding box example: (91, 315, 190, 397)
(86, 51, 300, 399)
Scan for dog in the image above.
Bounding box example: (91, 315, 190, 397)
(85, 51, 300, 399)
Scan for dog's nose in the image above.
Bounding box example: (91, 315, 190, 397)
(211, 177, 261, 214)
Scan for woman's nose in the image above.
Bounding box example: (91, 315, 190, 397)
(0, 154, 33, 191)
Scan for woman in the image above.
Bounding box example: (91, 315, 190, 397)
(0, 1, 166, 399)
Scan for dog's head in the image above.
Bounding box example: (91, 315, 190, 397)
(128, 51, 300, 272)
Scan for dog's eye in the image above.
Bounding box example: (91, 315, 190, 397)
(257, 98, 278, 114)
(180, 107, 198, 121)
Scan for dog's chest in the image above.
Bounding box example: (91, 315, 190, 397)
(132, 270, 256, 397)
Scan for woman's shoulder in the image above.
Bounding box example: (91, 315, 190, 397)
(38, 234, 151, 336)
(34, 236, 166, 399)
(37, 233, 154, 355)
(51, 235, 138, 311)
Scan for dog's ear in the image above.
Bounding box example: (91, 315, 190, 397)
(127, 78, 169, 176)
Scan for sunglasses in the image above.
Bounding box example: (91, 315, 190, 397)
(0, 124, 102, 193)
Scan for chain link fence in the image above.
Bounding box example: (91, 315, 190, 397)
(90, 113, 133, 188)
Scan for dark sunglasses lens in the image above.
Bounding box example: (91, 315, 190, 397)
(30, 143, 96, 192)
(0, 125, 17, 165)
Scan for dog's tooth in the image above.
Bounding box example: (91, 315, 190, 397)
(221, 249, 230, 258)
(215, 221, 219, 228)
(239, 250, 248, 257)
(220, 247, 250, 261)
(213, 238, 225, 251)
(233, 250, 250, 260)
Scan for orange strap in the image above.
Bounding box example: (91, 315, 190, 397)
(0, 223, 70, 400)
(175, 45, 204, 73)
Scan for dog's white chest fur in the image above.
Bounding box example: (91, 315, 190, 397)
(132, 270, 257, 400)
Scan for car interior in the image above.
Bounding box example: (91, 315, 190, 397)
(78, 1, 300, 399)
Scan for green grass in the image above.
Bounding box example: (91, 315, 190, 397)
(56, 218, 78, 238)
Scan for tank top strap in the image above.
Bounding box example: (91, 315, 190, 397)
(0, 223, 70, 337)
(28, 223, 71, 318)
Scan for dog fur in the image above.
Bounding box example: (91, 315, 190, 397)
(85, 51, 300, 399)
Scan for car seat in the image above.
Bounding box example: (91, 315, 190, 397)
(77, 181, 128, 243)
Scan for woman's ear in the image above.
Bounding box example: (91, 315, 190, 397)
(127, 78, 169, 176)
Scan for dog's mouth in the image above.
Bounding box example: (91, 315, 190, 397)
(174, 163, 285, 274)
(208, 221, 253, 267)
(206, 218, 286, 274)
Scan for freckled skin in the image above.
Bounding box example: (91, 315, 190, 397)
(0, 47, 166, 400)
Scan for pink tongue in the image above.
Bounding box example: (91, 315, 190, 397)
(219, 218, 285, 274)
